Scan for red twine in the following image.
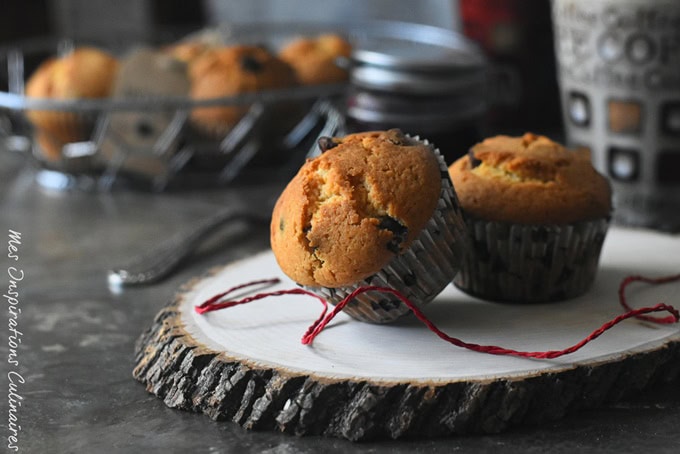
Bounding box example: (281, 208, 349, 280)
(617, 274, 680, 324)
(195, 274, 680, 359)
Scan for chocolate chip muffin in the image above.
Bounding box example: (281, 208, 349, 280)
(162, 40, 211, 65)
(271, 129, 468, 323)
(188, 45, 297, 136)
(25, 47, 119, 160)
(448, 133, 612, 303)
(278, 33, 351, 85)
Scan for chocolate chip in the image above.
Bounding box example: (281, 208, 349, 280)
(279, 218, 285, 232)
(240, 55, 263, 73)
(378, 216, 407, 235)
(468, 148, 482, 168)
(386, 128, 406, 145)
(378, 216, 408, 254)
(317, 136, 338, 152)
(385, 240, 401, 254)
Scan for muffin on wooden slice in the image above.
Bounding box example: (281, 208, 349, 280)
(271, 129, 468, 323)
(448, 133, 612, 303)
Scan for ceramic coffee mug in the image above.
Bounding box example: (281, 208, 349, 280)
(552, 0, 680, 231)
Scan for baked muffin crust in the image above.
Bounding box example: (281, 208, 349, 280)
(449, 133, 612, 224)
(25, 47, 119, 159)
(271, 129, 441, 287)
(279, 33, 351, 85)
(189, 45, 296, 134)
(25, 47, 119, 101)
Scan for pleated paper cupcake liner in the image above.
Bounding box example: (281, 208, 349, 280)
(310, 137, 469, 323)
(453, 216, 610, 303)
(30, 111, 95, 161)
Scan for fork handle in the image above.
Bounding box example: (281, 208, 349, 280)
(108, 206, 269, 286)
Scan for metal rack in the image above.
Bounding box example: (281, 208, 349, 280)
(0, 21, 483, 191)
(0, 76, 346, 191)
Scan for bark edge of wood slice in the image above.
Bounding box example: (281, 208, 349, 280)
(132, 227, 680, 441)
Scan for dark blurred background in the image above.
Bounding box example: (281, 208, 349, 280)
(0, 0, 562, 135)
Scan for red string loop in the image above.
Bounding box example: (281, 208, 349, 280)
(618, 273, 680, 324)
(195, 273, 680, 359)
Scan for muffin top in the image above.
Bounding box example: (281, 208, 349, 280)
(25, 47, 119, 100)
(271, 129, 441, 288)
(188, 45, 296, 130)
(448, 133, 611, 224)
(162, 41, 211, 65)
(188, 45, 296, 88)
(279, 34, 351, 85)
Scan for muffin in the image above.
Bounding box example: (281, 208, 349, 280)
(97, 48, 192, 180)
(278, 33, 352, 86)
(188, 45, 297, 137)
(270, 129, 469, 323)
(162, 40, 211, 65)
(448, 133, 612, 303)
(25, 47, 119, 160)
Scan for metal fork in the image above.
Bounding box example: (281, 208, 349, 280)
(107, 205, 269, 287)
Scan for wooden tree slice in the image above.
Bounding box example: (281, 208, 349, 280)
(133, 226, 680, 441)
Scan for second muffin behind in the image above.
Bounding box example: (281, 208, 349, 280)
(448, 133, 612, 303)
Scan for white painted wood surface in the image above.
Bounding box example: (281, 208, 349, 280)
(180, 226, 680, 383)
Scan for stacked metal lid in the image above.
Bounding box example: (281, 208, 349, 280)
(347, 26, 488, 134)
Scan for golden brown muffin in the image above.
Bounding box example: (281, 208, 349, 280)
(448, 133, 612, 224)
(279, 33, 351, 85)
(162, 40, 211, 65)
(271, 129, 442, 288)
(25, 47, 119, 160)
(449, 133, 612, 303)
(188, 45, 297, 136)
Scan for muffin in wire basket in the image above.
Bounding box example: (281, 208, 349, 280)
(278, 33, 352, 86)
(24, 46, 119, 160)
(448, 133, 612, 303)
(270, 129, 469, 323)
(188, 45, 297, 137)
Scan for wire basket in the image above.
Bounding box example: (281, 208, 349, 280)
(0, 21, 483, 191)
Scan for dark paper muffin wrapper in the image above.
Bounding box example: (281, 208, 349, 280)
(307, 137, 469, 324)
(453, 216, 610, 303)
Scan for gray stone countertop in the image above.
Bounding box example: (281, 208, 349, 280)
(1, 150, 679, 454)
